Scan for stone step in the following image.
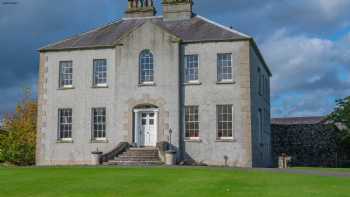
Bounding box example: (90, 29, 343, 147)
(126, 150, 158, 154)
(118, 155, 160, 159)
(129, 147, 157, 150)
(114, 157, 161, 162)
(104, 160, 163, 166)
(104, 147, 162, 166)
(120, 153, 159, 157)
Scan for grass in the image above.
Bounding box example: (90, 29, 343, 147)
(293, 167, 350, 172)
(0, 166, 349, 197)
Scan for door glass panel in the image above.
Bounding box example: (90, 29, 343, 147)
(142, 113, 147, 117)
(149, 113, 155, 117)
(149, 119, 154, 125)
(142, 119, 147, 125)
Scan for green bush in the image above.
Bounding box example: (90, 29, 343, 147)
(0, 130, 35, 166)
(0, 94, 37, 166)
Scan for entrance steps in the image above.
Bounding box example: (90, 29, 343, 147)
(104, 147, 163, 166)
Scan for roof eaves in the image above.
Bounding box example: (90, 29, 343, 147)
(40, 45, 115, 52)
(182, 38, 250, 44)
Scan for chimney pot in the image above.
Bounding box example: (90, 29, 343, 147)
(125, 0, 156, 18)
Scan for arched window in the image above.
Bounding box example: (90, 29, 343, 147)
(139, 50, 154, 84)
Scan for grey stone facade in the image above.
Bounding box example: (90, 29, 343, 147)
(36, 1, 272, 167)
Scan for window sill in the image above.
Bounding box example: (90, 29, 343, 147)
(216, 81, 235, 85)
(184, 138, 202, 143)
(57, 139, 74, 143)
(138, 82, 156, 87)
(91, 139, 109, 143)
(183, 81, 202, 86)
(57, 86, 75, 90)
(92, 85, 108, 89)
(216, 138, 235, 142)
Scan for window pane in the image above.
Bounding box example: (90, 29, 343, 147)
(92, 108, 106, 139)
(185, 106, 200, 138)
(59, 61, 73, 88)
(140, 50, 154, 83)
(93, 59, 107, 86)
(217, 105, 233, 139)
(185, 55, 199, 82)
(58, 108, 72, 139)
(217, 53, 232, 81)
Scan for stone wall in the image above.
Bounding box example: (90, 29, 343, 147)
(271, 124, 338, 167)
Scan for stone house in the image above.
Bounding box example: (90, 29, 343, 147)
(36, 0, 272, 167)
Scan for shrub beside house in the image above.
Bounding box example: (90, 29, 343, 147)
(271, 117, 340, 167)
(0, 128, 9, 162)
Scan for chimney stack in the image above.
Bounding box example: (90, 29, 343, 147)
(163, 0, 193, 21)
(125, 0, 156, 18)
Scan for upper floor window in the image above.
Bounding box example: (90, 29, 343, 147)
(185, 55, 199, 82)
(217, 53, 232, 81)
(58, 108, 72, 141)
(92, 108, 106, 140)
(59, 61, 73, 88)
(139, 50, 154, 84)
(93, 59, 107, 87)
(217, 105, 233, 140)
(185, 106, 200, 139)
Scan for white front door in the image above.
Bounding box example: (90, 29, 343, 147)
(140, 112, 157, 146)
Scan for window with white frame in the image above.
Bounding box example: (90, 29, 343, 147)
(217, 53, 233, 81)
(92, 108, 106, 140)
(139, 50, 154, 83)
(185, 55, 199, 82)
(217, 105, 233, 139)
(93, 59, 107, 87)
(59, 61, 73, 88)
(185, 106, 199, 139)
(58, 108, 72, 140)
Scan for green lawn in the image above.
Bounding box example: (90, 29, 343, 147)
(293, 167, 350, 173)
(0, 166, 349, 197)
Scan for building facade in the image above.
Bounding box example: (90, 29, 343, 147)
(36, 0, 272, 167)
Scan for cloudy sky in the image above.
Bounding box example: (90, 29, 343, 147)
(0, 0, 349, 118)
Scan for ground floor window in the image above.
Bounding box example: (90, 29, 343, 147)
(58, 108, 72, 140)
(92, 108, 106, 140)
(217, 105, 233, 139)
(185, 106, 200, 139)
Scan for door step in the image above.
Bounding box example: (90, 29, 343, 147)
(103, 147, 163, 166)
(104, 160, 163, 166)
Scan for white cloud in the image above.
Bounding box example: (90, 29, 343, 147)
(261, 30, 350, 117)
(317, 0, 350, 19)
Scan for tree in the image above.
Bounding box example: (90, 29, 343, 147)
(0, 89, 37, 166)
(328, 96, 350, 166)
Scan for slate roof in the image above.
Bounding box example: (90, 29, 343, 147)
(40, 15, 251, 52)
(271, 117, 326, 125)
